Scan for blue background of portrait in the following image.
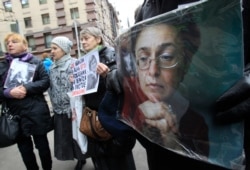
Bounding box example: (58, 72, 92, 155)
(179, 0, 244, 167)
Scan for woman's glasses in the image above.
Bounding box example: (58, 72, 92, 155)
(137, 53, 178, 70)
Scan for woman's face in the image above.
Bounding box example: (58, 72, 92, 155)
(80, 33, 101, 52)
(135, 24, 183, 102)
(51, 44, 65, 61)
(5, 37, 27, 56)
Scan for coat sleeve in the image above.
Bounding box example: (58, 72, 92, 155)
(0, 60, 9, 101)
(106, 69, 123, 94)
(215, 64, 250, 124)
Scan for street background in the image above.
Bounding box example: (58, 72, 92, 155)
(0, 131, 148, 170)
(0, 93, 148, 170)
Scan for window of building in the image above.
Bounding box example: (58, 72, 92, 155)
(3, 1, 12, 12)
(21, 0, 29, 8)
(72, 26, 80, 39)
(42, 13, 50, 25)
(39, 0, 47, 5)
(70, 7, 79, 19)
(24, 17, 32, 28)
(10, 23, 19, 33)
(44, 33, 52, 48)
(26, 36, 36, 51)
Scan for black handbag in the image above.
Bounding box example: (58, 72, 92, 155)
(0, 101, 20, 148)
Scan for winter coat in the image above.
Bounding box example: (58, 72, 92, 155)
(0, 53, 51, 136)
(48, 55, 76, 117)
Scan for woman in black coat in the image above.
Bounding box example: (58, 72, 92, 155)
(0, 32, 52, 170)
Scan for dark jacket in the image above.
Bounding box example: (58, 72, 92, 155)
(84, 46, 116, 110)
(0, 53, 51, 137)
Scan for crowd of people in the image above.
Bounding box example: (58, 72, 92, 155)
(0, 0, 249, 170)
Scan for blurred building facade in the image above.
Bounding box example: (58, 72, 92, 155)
(0, 0, 119, 58)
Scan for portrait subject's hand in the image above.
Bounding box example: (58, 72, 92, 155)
(139, 101, 182, 148)
(139, 101, 178, 135)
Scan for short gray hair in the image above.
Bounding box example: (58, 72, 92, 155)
(80, 27, 104, 45)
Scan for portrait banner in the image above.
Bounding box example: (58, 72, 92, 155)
(71, 50, 100, 96)
(116, 0, 244, 169)
(4, 59, 36, 88)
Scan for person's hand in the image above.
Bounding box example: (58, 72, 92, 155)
(10, 85, 26, 99)
(97, 63, 110, 77)
(139, 101, 178, 135)
(139, 100, 182, 148)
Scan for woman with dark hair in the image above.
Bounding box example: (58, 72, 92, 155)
(99, 0, 239, 169)
(121, 18, 209, 151)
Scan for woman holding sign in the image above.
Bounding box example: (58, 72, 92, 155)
(0, 32, 53, 170)
(79, 26, 136, 170)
